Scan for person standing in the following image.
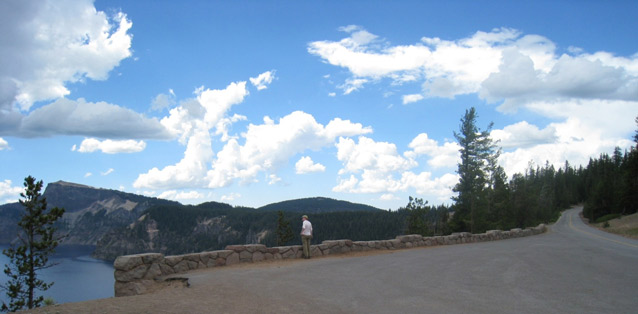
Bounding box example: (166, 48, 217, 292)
(300, 215, 313, 259)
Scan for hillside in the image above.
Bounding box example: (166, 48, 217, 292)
(0, 181, 399, 261)
(257, 197, 382, 213)
(0, 181, 180, 245)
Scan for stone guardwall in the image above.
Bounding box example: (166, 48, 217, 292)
(114, 224, 547, 297)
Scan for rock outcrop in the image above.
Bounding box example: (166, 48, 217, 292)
(0, 181, 180, 247)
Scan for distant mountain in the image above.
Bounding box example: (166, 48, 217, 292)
(0, 181, 180, 245)
(257, 197, 382, 213)
(0, 181, 394, 262)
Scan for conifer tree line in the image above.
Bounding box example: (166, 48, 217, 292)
(403, 109, 638, 236)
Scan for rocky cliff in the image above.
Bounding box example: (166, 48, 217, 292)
(91, 205, 268, 261)
(0, 181, 180, 246)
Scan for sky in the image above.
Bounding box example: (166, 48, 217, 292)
(1, 0, 637, 210)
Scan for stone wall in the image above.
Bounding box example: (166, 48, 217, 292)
(114, 224, 547, 297)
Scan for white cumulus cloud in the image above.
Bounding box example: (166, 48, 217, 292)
(0, 179, 23, 204)
(295, 156, 326, 174)
(73, 138, 146, 154)
(312, 25, 638, 195)
(158, 190, 204, 202)
(309, 26, 638, 112)
(405, 133, 460, 169)
(250, 71, 276, 90)
(0, 0, 133, 112)
(134, 81, 250, 190)
(206, 111, 372, 188)
(491, 121, 557, 149)
(332, 136, 457, 203)
(402, 94, 424, 104)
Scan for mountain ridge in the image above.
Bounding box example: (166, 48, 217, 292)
(0, 180, 392, 261)
(257, 196, 382, 213)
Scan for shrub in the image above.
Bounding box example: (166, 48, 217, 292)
(595, 213, 622, 224)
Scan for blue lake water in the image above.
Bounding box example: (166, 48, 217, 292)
(0, 244, 114, 305)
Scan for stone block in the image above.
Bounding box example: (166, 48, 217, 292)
(140, 253, 164, 264)
(113, 255, 143, 271)
(186, 260, 199, 270)
(388, 239, 401, 248)
(173, 260, 190, 274)
(114, 263, 148, 282)
(252, 251, 265, 262)
(275, 246, 291, 254)
(225, 252, 240, 265)
(216, 250, 235, 258)
(245, 244, 267, 253)
(164, 255, 183, 267)
(144, 263, 162, 280)
(322, 240, 339, 248)
(239, 250, 253, 262)
(225, 245, 246, 252)
(199, 251, 217, 265)
(182, 253, 201, 263)
(204, 257, 216, 268)
(159, 263, 175, 275)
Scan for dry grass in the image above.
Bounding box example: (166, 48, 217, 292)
(590, 212, 638, 239)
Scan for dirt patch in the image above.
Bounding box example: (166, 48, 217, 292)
(587, 212, 638, 239)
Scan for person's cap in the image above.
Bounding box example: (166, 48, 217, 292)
(302, 215, 308, 219)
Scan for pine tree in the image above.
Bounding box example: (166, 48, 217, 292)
(275, 211, 294, 246)
(404, 197, 429, 236)
(451, 107, 499, 233)
(1, 176, 65, 312)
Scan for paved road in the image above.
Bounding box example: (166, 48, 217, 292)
(186, 207, 637, 314)
(29, 207, 638, 313)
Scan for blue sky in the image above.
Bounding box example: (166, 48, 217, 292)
(1, 0, 637, 210)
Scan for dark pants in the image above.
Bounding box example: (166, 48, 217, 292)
(301, 235, 312, 258)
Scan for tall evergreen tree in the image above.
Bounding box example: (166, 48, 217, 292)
(1, 176, 65, 312)
(275, 211, 294, 246)
(451, 107, 499, 233)
(403, 197, 429, 236)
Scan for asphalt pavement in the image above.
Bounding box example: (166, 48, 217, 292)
(183, 206, 638, 313)
(26, 207, 638, 314)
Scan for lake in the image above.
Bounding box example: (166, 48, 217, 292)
(0, 244, 114, 306)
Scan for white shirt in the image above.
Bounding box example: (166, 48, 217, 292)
(301, 219, 313, 236)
